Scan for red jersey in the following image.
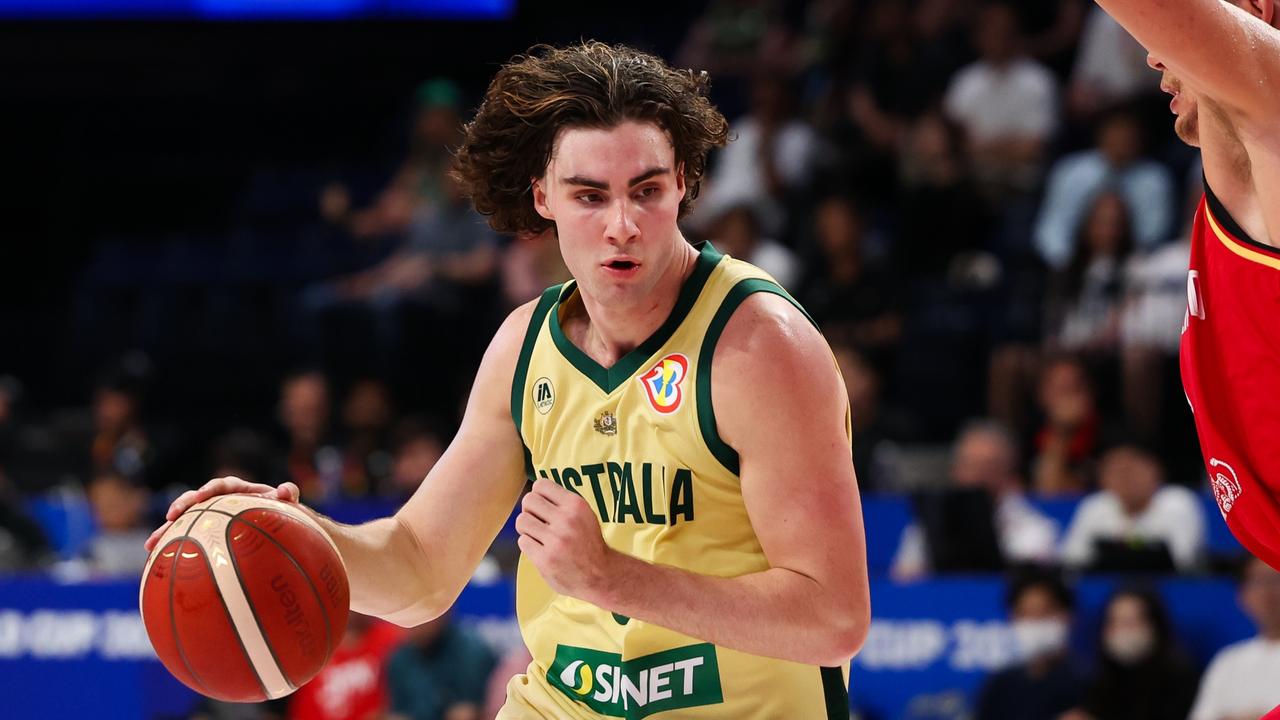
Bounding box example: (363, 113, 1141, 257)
(286, 620, 404, 720)
(1180, 183, 1280, 570)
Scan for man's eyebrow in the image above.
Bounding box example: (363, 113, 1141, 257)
(562, 175, 608, 190)
(560, 167, 670, 190)
(627, 167, 670, 186)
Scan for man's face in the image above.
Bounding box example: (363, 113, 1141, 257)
(1099, 447, 1162, 514)
(1240, 557, 1280, 635)
(1149, 54, 1202, 147)
(533, 120, 687, 309)
(951, 431, 1013, 492)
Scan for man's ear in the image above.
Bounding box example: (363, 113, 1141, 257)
(674, 161, 687, 202)
(532, 176, 554, 221)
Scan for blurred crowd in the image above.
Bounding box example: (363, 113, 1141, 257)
(0, 0, 1263, 718)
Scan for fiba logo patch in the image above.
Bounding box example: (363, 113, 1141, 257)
(533, 377, 555, 415)
(638, 353, 689, 414)
(1209, 458, 1242, 516)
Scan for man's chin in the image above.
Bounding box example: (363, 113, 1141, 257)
(1174, 114, 1200, 148)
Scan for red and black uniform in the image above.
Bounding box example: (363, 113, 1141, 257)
(1181, 182, 1280, 569)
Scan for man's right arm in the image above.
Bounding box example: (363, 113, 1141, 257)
(150, 300, 536, 627)
(351, 301, 533, 625)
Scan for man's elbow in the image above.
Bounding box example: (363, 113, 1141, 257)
(814, 600, 870, 667)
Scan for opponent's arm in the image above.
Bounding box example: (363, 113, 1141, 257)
(517, 293, 869, 666)
(150, 301, 533, 627)
(1095, 0, 1280, 119)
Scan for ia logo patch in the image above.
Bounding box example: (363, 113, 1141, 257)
(534, 377, 555, 415)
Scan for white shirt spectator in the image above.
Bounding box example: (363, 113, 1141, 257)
(893, 494, 1060, 578)
(1189, 637, 1280, 720)
(1060, 484, 1205, 571)
(1121, 238, 1191, 353)
(1034, 150, 1175, 268)
(698, 117, 817, 235)
(943, 58, 1058, 147)
(742, 238, 801, 290)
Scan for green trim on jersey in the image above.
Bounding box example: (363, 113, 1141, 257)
(549, 242, 723, 393)
(695, 278, 815, 476)
(512, 286, 562, 480)
(821, 666, 850, 720)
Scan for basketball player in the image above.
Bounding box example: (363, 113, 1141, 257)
(1094, 0, 1280, 570)
(147, 42, 869, 718)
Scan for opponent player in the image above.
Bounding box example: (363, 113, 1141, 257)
(147, 42, 869, 718)
(1094, 0, 1280, 569)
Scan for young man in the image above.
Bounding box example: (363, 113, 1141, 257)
(1094, 0, 1280, 569)
(147, 42, 869, 719)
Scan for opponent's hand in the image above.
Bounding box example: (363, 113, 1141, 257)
(143, 477, 301, 553)
(515, 479, 612, 601)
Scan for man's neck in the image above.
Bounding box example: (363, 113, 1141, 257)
(574, 242, 699, 367)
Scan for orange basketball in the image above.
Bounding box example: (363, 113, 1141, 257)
(139, 494, 350, 702)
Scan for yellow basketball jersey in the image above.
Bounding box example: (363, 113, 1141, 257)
(508, 242, 852, 719)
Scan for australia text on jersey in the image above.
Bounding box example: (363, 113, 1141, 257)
(535, 461, 695, 526)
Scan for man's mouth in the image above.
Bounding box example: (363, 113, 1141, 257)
(603, 259, 639, 270)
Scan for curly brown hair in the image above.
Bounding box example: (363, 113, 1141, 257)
(454, 41, 730, 235)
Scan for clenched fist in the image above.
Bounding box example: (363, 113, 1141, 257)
(515, 479, 615, 602)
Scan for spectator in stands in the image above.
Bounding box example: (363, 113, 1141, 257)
(304, 162, 500, 387)
(841, 0, 957, 198)
(210, 428, 279, 488)
(277, 370, 341, 503)
(84, 470, 150, 576)
(708, 204, 800, 289)
(1043, 193, 1135, 358)
(1119, 173, 1199, 477)
(339, 378, 394, 498)
(1029, 356, 1100, 496)
(695, 73, 818, 236)
(801, 194, 901, 367)
(0, 471, 52, 572)
(674, 0, 799, 114)
(320, 78, 464, 240)
(944, 2, 1058, 197)
(1190, 557, 1280, 720)
(1066, 6, 1157, 120)
(975, 571, 1086, 720)
(1060, 443, 1204, 572)
(832, 342, 891, 493)
(482, 645, 533, 720)
(1066, 588, 1199, 720)
(893, 420, 1059, 580)
(385, 417, 447, 499)
(1034, 109, 1174, 270)
(288, 613, 404, 720)
(895, 111, 992, 283)
(386, 613, 495, 720)
(87, 354, 165, 490)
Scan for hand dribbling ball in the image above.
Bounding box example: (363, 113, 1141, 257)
(140, 494, 349, 702)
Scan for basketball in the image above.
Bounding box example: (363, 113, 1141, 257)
(139, 494, 350, 702)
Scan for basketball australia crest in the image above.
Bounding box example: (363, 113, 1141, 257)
(1209, 458, 1243, 516)
(638, 353, 689, 414)
(593, 410, 618, 436)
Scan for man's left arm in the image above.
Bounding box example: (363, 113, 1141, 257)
(516, 293, 870, 667)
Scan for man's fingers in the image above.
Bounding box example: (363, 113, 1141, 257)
(144, 521, 174, 553)
(532, 478, 570, 505)
(521, 491, 557, 523)
(274, 482, 300, 503)
(515, 511, 547, 542)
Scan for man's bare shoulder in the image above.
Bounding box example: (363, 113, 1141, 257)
(710, 292, 845, 428)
